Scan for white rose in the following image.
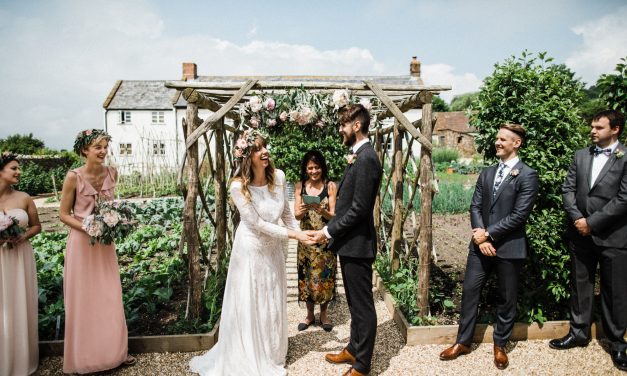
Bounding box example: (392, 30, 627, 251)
(103, 211, 120, 227)
(359, 98, 372, 110)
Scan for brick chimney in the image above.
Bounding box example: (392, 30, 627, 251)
(182, 62, 197, 80)
(410, 56, 421, 78)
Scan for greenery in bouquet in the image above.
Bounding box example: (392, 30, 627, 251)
(81, 199, 137, 245)
(0, 212, 25, 248)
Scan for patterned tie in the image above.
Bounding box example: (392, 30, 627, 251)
(493, 163, 506, 198)
(593, 147, 612, 156)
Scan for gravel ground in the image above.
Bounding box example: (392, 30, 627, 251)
(35, 291, 623, 376)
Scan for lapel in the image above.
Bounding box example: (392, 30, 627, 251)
(583, 146, 595, 192)
(590, 143, 624, 191)
(337, 142, 370, 194)
(491, 160, 523, 207)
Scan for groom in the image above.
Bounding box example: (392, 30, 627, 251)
(310, 103, 382, 376)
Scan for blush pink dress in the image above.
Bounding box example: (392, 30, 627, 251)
(0, 208, 39, 376)
(63, 167, 129, 374)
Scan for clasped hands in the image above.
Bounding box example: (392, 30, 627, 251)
(0, 234, 26, 247)
(296, 229, 327, 246)
(574, 218, 591, 236)
(472, 228, 496, 257)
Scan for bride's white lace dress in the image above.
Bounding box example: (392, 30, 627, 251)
(190, 169, 299, 376)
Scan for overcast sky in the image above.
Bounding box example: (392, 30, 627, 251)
(1, 0, 626, 150)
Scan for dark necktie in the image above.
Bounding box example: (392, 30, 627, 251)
(593, 147, 612, 156)
(493, 163, 506, 198)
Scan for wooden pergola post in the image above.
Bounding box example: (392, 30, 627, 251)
(390, 119, 404, 272)
(417, 91, 434, 316)
(214, 119, 227, 265)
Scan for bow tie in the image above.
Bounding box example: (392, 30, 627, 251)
(593, 147, 612, 156)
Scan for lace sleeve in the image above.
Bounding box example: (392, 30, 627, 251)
(230, 181, 289, 239)
(278, 170, 300, 231)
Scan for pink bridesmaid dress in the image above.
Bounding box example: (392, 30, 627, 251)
(0, 208, 39, 376)
(63, 167, 129, 374)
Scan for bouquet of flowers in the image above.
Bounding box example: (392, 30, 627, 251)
(0, 211, 25, 248)
(81, 199, 137, 246)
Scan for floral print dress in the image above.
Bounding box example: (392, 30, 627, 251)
(297, 182, 337, 304)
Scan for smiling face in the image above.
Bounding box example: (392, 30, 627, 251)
(494, 128, 521, 161)
(250, 137, 270, 170)
(339, 120, 358, 147)
(306, 160, 322, 182)
(83, 138, 109, 165)
(590, 116, 619, 148)
(0, 160, 20, 185)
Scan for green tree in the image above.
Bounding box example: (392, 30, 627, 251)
(450, 92, 479, 112)
(596, 56, 627, 141)
(0, 133, 45, 154)
(432, 95, 450, 112)
(471, 51, 587, 322)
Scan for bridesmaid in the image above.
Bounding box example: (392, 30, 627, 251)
(294, 150, 337, 331)
(0, 152, 41, 376)
(59, 130, 135, 373)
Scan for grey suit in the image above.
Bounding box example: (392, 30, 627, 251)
(326, 141, 382, 374)
(562, 143, 627, 351)
(456, 160, 539, 346)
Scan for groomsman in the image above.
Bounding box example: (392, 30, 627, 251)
(439, 124, 539, 370)
(549, 110, 627, 371)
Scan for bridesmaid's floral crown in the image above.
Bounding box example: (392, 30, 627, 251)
(0, 151, 18, 169)
(73, 129, 111, 155)
(233, 129, 269, 162)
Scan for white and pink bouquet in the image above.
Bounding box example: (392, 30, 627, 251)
(82, 200, 136, 246)
(0, 212, 24, 248)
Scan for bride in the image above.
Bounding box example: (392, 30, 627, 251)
(190, 130, 313, 375)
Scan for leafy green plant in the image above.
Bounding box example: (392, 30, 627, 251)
(596, 56, 627, 127)
(432, 148, 459, 164)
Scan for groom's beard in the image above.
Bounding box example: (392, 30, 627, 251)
(343, 132, 357, 147)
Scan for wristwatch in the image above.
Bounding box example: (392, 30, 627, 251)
(485, 232, 490, 241)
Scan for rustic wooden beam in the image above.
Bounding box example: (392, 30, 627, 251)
(375, 92, 422, 121)
(364, 81, 433, 152)
(390, 119, 404, 272)
(166, 80, 451, 92)
(417, 93, 434, 316)
(185, 80, 257, 149)
(182, 88, 239, 120)
(373, 127, 383, 253)
(214, 118, 228, 266)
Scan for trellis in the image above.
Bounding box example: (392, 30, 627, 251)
(164, 77, 451, 320)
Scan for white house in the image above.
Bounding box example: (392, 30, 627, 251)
(103, 60, 431, 175)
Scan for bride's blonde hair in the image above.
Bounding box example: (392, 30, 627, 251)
(230, 134, 275, 202)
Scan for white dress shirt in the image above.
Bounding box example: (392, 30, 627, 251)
(322, 139, 371, 239)
(493, 156, 520, 189)
(590, 140, 619, 188)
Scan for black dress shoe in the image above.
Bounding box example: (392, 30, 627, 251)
(611, 350, 627, 371)
(548, 333, 589, 350)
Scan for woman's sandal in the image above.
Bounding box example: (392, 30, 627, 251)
(123, 355, 137, 366)
(319, 319, 333, 332)
(297, 318, 315, 331)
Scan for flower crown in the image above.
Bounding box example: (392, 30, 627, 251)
(233, 129, 269, 162)
(0, 151, 18, 169)
(73, 129, 111, 156)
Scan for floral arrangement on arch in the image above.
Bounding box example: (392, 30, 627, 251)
(239, 87, 379, 132)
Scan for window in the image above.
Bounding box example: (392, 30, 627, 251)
(119, 143, 132, 156)
(457, 136, 463, 144)
(153, 142, 165, 155)
(439, 135, 446, 146)
(119, 111, 132, 124)
(152, 111, 165, 124)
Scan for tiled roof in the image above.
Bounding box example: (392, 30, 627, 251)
(434, 111, 474, 134)
(103, 80, 178, 110)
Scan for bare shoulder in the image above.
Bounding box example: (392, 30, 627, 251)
(274, 169, 286, 183)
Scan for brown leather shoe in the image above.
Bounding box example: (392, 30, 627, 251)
(439, 343, 471, 360)
(493, 345, 509, 370)
(341, 367, 368, 376)
(325, 348, 356, 365)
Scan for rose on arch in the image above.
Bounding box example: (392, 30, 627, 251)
(248, 96, 262, 113)
(289, 110, 300, 122)
(267, 119, 277, 127)
(279, 111, 288, 121)
(332, 89, 350, 109)
(264, 98, 276, 111)
(250, 117, 260, 128)
(298, 107, 314, 125)
(359, 98, 372, 110)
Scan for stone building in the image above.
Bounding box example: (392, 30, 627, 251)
(432, 111, 476, 158)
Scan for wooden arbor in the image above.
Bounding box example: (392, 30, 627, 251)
(165, 77, 451, 320)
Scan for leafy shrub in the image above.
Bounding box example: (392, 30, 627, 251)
(432, 148, 459, 164)
(596, 56, 627, 128)
(471, 50, 587, 322)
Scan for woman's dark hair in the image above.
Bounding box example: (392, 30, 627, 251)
(300, 150, 329, 184)
(0, 152, 19, 170)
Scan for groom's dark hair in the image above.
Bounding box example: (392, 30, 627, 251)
(339, 104, 370, 134)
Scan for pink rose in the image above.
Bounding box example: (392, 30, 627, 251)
(315, 120, 324, 128)
(84, 130, 92, 135)
(359, 98, 372, 110)
(279, 111, 288, 121)
(267, 119, 277, 127)
(248, 96, 262, 113)
(250, 117, 260, 128)
(0, 214, 14, 231)
(236, 138, 248, 150)
(289, 110, 300, 122)
(264, 98, 276, 111)
(233, 148, 243, 158)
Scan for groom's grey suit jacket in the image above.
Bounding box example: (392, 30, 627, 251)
(327, 142, 382, 259)
(563, 143, 627, 248)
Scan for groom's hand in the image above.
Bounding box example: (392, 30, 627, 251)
(307, 230, 327, 244)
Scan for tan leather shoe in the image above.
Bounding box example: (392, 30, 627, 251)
(493, 345, 509, 370)
(439, 343, 471, 360)
(325, 348, 356, 365)
(341, 367, 368, 376)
